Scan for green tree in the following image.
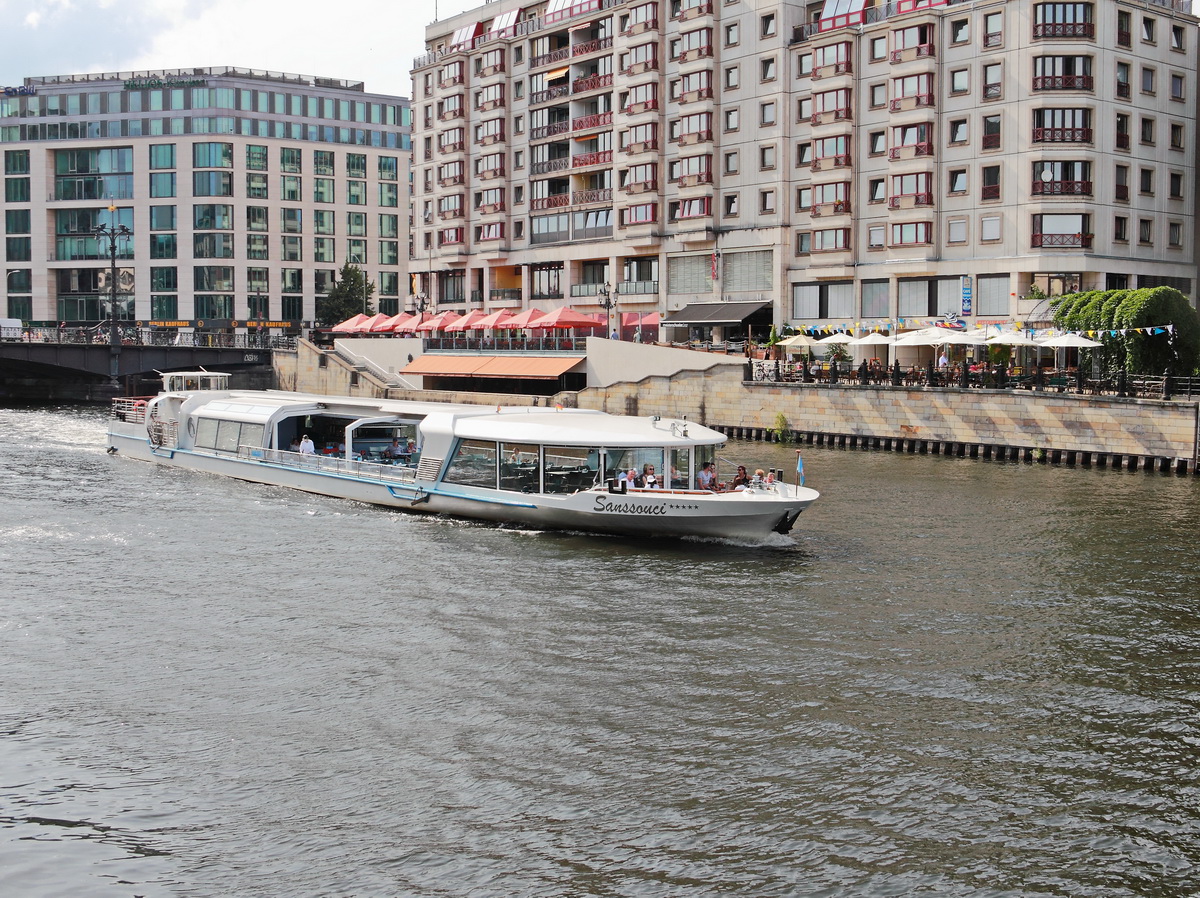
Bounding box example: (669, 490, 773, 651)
(1051, 286, 1200, 374)
(315, 262, 375, 326)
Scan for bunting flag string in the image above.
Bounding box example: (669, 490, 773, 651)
(793, 318, 1179, 340)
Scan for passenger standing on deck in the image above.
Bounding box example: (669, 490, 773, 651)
(299, 434, 316, 455)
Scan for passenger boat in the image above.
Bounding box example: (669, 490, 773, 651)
(106, 372, 819, 539)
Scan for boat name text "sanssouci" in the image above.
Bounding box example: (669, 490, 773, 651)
(592, 495, 668, 515)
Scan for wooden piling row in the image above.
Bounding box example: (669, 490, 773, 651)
(710, 426, 1196, 475)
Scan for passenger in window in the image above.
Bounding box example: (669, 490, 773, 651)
(640, 464, 661, 487)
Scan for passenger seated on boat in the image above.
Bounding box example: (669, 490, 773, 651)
(729, 465, 751, 490)
(639, 464, 661, 488)
(697, 461, 717, 491)
(289, 437, 300, 453)
(383, 438, 403, 459)
(299, 435, 316, 456)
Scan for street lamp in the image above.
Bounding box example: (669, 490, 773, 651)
(93, 213, 131, 387)
(597, 281, 618, 339)
(415, 210, 434, 312)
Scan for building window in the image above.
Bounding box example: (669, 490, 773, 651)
(725, 66, 740, 89)
(869, 83, 887, 107)
(1170, 172, 1184, 198)
(724, 108, 739, 131)
(890, 222, 932, 246)
(1142, 67, 1156, 94)
(948, 169, 967, 193)
(1171, 24, 1185, 51)
(1140, 117, 1155, 144)
(724, 194, 739, 217)
(193, 142, 233, 168)
(981, 216, 1001, 241)
(948, 219, 967, 244)
(984, 11, 1003, 46)
(150, 235, 177, 258)
(982, 165, 1001, 200)
(149, 172, 176, 197)
(280, 176, 301, 201)
(1170, 73, 1185, 101)
(869, 131, 885, 155)
(347, 180, 366, 205)
(760, 13, 776, 37)
(149, 144, 176, 169)
(868, 178, 885, 202)
(950, 69, 969, 94)
(759, 145, 776, 169)
(983, 63, 1002, 99)
(949, 119, 967, 144)
(724, 151, 738, 173)
(760, 102, 776, 125)
(1171, 123, 1185, 149)
(1114, 216, 1128, 241)
(1142, 16, 1156, 44)
(314, 150, 335, 175)
(1168, 222, 1182, 247)
(1138, 218, 1152, 244)
(149, 205, 176, 230)
(869, 36, 886, 60)
(951, 19, 969, 43)
(1139, 167, 1154, 195)
(724, 22, 739, 45)
(760, 190, 776, 213)
(761, 58, 776, 81)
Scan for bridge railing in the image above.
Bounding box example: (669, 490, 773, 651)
(6, 327, 295, 350)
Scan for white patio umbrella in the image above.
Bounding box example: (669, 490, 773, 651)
(893, 327, 982, 346)
(777, 333, 820, 351)
(848, 332, 895, 346)
(816, 331, 856, 344)
(1036, 333, 1104, 348)
(986, 331, 1041, 347)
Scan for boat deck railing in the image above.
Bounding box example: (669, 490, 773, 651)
(238, 446, 420, 485)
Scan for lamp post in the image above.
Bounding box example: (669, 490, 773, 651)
(597, 282, 618, 340)
(93, 214, 131, 387)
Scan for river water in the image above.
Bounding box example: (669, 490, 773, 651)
(2, 404, 1198, 897)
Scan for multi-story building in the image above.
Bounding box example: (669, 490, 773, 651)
(1, 67, 410, 332)
(410, 0, 1197, 338)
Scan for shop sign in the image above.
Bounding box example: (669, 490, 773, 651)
(123, 77, 208, 91)
(2, 85, 36, 96)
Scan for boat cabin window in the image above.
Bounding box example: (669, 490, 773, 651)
(604, 448, 664, 485)
(668, 447, 691, 489)
(443, 439, 498, 488)
(500, 442, 540, 492)
(194, 417, 264, 453)
(543, 445, 599, 494)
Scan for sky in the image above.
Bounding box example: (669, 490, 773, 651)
(0, 0, 485, 99)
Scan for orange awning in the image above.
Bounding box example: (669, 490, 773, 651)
(400, 355, 583, 379)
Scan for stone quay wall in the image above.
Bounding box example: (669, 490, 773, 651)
(574, 365, 1200, 471)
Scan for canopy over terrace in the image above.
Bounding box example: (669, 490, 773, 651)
(399, 353, 586, 396)
(662, 301, 772, 339)
(331, 314, 368, 332)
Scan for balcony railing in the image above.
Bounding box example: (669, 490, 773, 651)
(1032, 232, 1093, 248)
(810, 200, 850, 217)
(1116, 132, 1130, 150)
(531, 85, 570, 106)
(531, 157, 570, 175)
(490, 288, 522, 303)
(531, 194, 570, 210)
(476, 165, 506, 180)
(1033, 22, 1095, 39)
(889, 43, 934, 63)
(572, 110, 613, 130)
(438, 174, 464, 187)
(887, 141, 932, 160)
(572, 36, 614, 56)
(624, 138, 659, 154)
(889, 93, 934, 112)
(531, 47, 570, 68)
(622, 178, 657, 194)
(887, 192, 933, 209)
(982, 133, 1001, 150)
(1032, 75, 1094, 91)
(1032, 179, 1092, 196)
(572, 150, 613, 167)
(624, 98, 660, 114)
(811, 61, 852, 80)
(572, 187, 613, 204)
(981, 185, 1001, 200)
(573, 73, 614, 93)
(1115, 184, 1130, 201)
(617, 279, 659, 294)
(531, 121, 571, 140)
(1032, 127, 1092, 143)
(439, 141, 465, 153)
(811, 153, 851, 171)
(438, 74, 464, 88)
(1116, 82, 1131, 99)
(620, 17, 659, 37)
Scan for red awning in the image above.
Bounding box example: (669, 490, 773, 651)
(400, 355, 583, 379)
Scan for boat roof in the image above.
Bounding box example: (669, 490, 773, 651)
(435, 408, 723, 447)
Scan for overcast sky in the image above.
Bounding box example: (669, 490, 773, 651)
(0, 0, 484, 99)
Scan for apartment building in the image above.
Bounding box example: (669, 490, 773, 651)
(411, 0, 1197, 337)
(1, 67, 410, 331)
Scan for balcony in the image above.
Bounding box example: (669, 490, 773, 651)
(478, 61, 506, 77)
(1032, 179, 1092, 196)
(810, 108, 851, 126)
(981, 133, 1001, 150)
(477, 165, 506, 180)
(617, 279, 658, 295)
(439, 141, 465, 154)
(572, 150, 613, 168)
(624, 98, 660, 114)
(1115, 184, 1129, 201)
(438, 208, 464, 220)
(1116, 82, 1131, 99)
(438, 174, 464, 187)
(573, 73, 614, 94)
(532, 194, 570, 210)
(888, 141, 932, 160)
(981, 185, 1000, 200)
(477, 202, 506, 214)
(531, 85, 570, 106)
(478, 130, 506, 146)
(811, 153, 851, 171)
(676, 172, 712, 187)
(572, 36, 614, 56)
(677, 129, 712, 146)
(889, 43, 934, 64)
(888, 192, 933, 209)
(676, 1, 713, 21)
(573, 110, 613, 131)
(624, 138, 659, 155)
(621, 17, 658, 37)
(1032, 127, 1092, 143)
(572, 187, 613, 204)
(679, 88, 712, 104)
(810, 201, 850, 217)
(983, 32, 1002, 48)
(1033, 22, 1095, 39)
(621, 59, 659, 76)
(811, 61, 851, 80)
(623, 179, 658, 194)
(531, 121, 571, 141)
(1032, 232, 1093, 248)
(889, 93, 934, 112)
(1032, 75, 1094, 91)
(1116, 132, 1130, 150)
(531, 157, 570, 175)
(438, 74, 464, 89)
(478, 97, 506, 112)
(531, 47, 570, 68)
(438, 105, 464, 121)
(676, 46, 714, 63)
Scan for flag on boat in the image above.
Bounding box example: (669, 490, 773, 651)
(795, 450, 805, 486)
